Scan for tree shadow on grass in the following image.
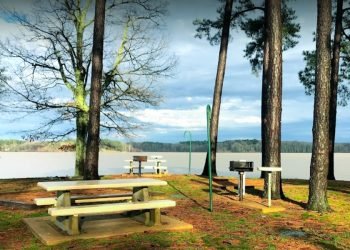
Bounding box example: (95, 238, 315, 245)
(191, 176, 261, 198)
(282, 179, 309, 186)
(327, 180, 350, 195)
(167, 182, 208, 211)
(191, 176, 308, 209)
(283, 179, 350, 194)
(190, 177, 225, 189)
(283, 179, 350, 206)
(327, 187, 350, 195)
(282, 196, 307, 209)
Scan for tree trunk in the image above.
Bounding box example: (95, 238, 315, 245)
(262, 0, 283, 199)
(260, 10, 269, 180)
(307, 0, 332, 212)
(201, 0, 233, 176)
(73, 5, 89, 177)
(328, 0, 343, 181)
(84, 0, 106, 180)
(75, 110, 88, 176)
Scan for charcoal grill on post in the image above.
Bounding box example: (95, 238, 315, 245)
(133, 156, 147, 176)
(229, 161, 254, 201)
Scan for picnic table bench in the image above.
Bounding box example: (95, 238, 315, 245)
(36, 178, 175, 235)
(34, 193, 133, 206)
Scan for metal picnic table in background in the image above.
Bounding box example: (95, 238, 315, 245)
(123, 155, 167, 175)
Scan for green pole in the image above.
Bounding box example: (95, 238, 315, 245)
(184, 131, 192, 175)
(206, 104, 213, 212)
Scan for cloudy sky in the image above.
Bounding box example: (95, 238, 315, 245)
(0, 0, 350, 143)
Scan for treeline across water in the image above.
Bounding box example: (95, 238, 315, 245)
(131, 140, 350, 153)
(1, 139, 350, 153)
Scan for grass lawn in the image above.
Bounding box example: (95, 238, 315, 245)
(0, 175, 349, 249)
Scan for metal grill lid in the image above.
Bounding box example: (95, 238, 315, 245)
(133, 156, 148, 162)
(229, 160, 254, 172)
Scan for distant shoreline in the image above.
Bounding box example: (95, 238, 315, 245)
(1, 139, 350, 153)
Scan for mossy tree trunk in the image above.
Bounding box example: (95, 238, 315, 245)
(73, 1, 91, 177)
(308, 0, 332, 212)
(75, 110, 88, 176)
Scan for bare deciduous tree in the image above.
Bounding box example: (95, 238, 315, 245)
(0, 0, 175, 176)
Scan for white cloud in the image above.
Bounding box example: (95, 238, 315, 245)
(133, 106, 206, 130)
(173, 43, 196, 56)
(131, 98, 262, 132)
(130, 95, 317, 139)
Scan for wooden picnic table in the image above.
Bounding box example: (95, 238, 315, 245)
(37, 178, 173, 235)
(147, 159, 167, 174)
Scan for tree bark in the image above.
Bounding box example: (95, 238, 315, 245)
(308, 0, 332, 212)
(328, 0, 343, 181)
(84, 0, 106, 180)
(260, 10, 269, 180)
(201, 0, 233, 177)
(262, 0, 283, 199)
(75, 110, 88, 176)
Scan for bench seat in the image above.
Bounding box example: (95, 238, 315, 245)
(34, 197, 57, 206)
(143, 165, 155, 170)
(34, 193, 132, 206)
(124, 166, 150, 169)
(48, 199, 176, 216)
(141, 166, 166, 171)
(155, 166, 167, 169)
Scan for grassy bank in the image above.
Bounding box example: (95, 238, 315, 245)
(0, 175, 349, 249)
(0, 139, 125, 152)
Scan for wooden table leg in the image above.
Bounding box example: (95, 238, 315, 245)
(54, 191, 80, 235)
(131, 186, 160, 226)
(150, 208, 161, 226)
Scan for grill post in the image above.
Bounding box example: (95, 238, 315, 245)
(268, 172, 272, 207)
(229, 161, 254, 201)
(239, 172, 244, 201)
(133, 156, 147, 176)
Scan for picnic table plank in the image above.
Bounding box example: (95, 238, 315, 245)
(38, 178, 167, 192)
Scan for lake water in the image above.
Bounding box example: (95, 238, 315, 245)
(0, 152, 349, 180)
